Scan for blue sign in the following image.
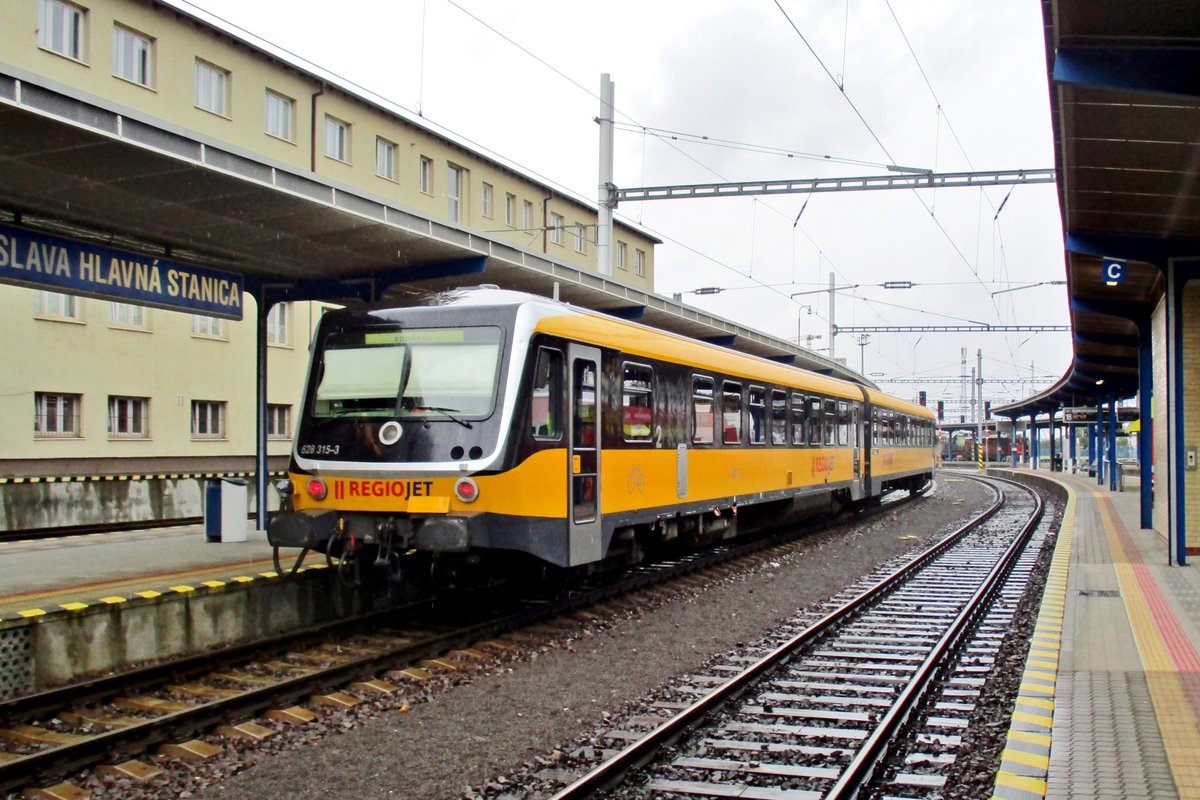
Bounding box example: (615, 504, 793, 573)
(0, 223, 244, 319)
(1102, 257, 1126, 286)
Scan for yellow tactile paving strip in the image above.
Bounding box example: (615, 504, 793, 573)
(992, 483, 1074, 800)
(0, 557, 327, 621)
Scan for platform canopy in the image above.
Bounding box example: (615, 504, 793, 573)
(993, 0, 1200, 419)
(0, 71, 862, 383)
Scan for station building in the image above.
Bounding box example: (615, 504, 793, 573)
(0, 0, 660, 529)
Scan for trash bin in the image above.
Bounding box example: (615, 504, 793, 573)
(204, 478, 248, 542)
(1052, 455, 1063, 472)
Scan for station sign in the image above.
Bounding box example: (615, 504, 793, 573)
(1102, 257, 1126, 286)
(0, 223, 244, 320)
(1063, 406, 1139, 424)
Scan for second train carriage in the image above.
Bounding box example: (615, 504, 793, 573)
(268, 288, 936, 583)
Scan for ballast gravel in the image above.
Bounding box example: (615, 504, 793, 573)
(166, 474, 1001, 800)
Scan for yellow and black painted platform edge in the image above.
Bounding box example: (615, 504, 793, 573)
(990, 481, 1075, 800)
(0, 471, 287, 485)
(0, 561, 329, 625)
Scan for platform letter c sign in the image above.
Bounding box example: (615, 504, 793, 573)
(1103, 258, 1125, 286)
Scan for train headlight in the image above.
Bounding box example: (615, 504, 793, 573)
(454, 478, 479, 503)
(306, 478, 328, 501)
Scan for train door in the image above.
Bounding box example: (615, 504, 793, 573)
(851, 402, 865, 501)
(568, 344, 603, 565)
(860, 392, 873, 498)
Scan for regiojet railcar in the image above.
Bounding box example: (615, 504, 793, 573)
(268, 287, 936, 585)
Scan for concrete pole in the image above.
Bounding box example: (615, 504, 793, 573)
(976, 348, 984, 464)
(596, 74, 615, 277)
(828, 272, 836, 361)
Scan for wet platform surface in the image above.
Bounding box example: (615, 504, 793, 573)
(0, 523, 297, 619)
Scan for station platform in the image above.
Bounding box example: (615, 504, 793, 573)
(991, 465, 1200, 800)
(0, 523, 293, 620)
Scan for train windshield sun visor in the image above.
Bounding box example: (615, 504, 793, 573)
(312, 326, 503, 420)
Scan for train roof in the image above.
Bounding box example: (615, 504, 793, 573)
(862, 387, 937, 418)
(531, 303, 865, 401)
(354, 287, 929, 407)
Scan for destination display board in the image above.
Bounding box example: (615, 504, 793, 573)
(1063, 406, 1139, 424)
(0, 223, 244, 320)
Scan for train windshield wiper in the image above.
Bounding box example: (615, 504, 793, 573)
(413, 406, 473, 429)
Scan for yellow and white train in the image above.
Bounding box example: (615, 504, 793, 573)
(269, 287, 936, 584)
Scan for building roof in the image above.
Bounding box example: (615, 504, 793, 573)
(993, 0, 1199, 418)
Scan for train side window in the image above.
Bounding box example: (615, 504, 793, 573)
(621, 362, 654, 442)
(836, 401, 850, 446)
(851, 403, 860, 448)
(530, 347, 562, 440)
(692, 375, 715, 445)
(722, 381, 743, 444)
(791, 393, 807, 446)
(871, 408, 879, 447)
(808, 396, 823, 445)
(771, 389, 788, 445)
(748, 385, 766, 445)
(823, 399, 837, 446)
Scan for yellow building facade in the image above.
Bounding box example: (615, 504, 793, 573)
(0, 0, 658, 526)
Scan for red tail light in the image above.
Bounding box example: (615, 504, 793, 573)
(454, 478, 479, 503)
(307, 478, 327, 501)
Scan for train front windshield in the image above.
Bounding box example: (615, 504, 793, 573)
(312, 326, 503, 419)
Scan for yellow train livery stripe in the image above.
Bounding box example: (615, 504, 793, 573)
(293, 446, 864, 519)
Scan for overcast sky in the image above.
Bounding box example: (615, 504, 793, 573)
(176, 0, 1066, 415)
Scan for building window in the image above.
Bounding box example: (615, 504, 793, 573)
(523, 200, 533, 231)
(35, 392, 82, 438)
(504, 193, 516, 227)
(266, 302, 290, 345)
(39, 0, 85, 61)
(447, 164, 463, 222)
(108, 302, 147, 328)
(267, 404, 291, 439)
(635, 248, 646, 277)
(195, 60, 229, 116)
(35, 291, 81, 320)
(419, 156, 432, 194)
(573, 224, 587, 254)
(549, 212, 564, 245)
(191, 314, 226, 338)
(376, 136, 397, 181)
(112, 25, 151, 86)
(108, 396, 149, 438)
(616, 241, 627, 270)
(324, 115, 350, 162)
(265, 90, 294, 141)
(191, 400, 226, 439)
(481, 182, 494, 218)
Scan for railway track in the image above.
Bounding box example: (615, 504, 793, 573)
(548, 474, 1044, 799)
(1, 488, 929, 797)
